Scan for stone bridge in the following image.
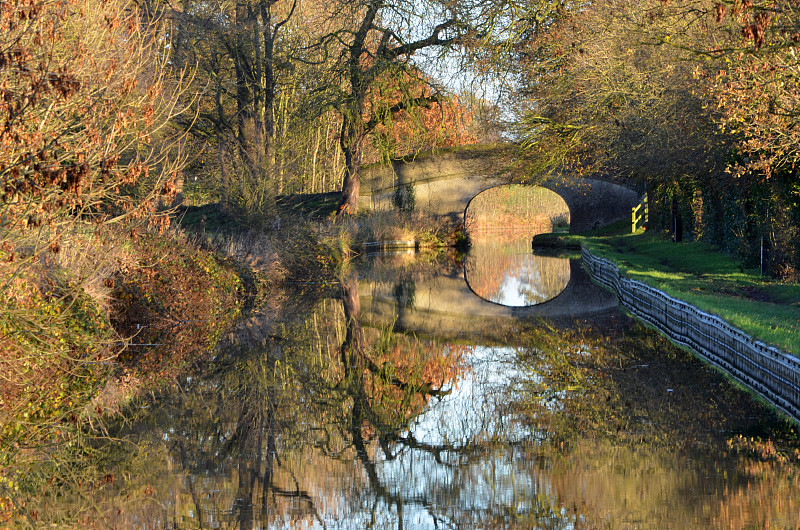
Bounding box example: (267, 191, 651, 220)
(358, 146, 642, 233)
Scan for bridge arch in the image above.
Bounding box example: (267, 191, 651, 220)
(359, 147, 642, 233)
(463, 184, 571, 235)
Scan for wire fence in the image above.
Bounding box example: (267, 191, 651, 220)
(582, 246, 800, 423)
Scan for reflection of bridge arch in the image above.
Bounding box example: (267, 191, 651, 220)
(359, 260, 619, 343)
(358, 146, 641, 233)
(464, 243, 572, 307)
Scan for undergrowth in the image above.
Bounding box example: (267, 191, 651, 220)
(0, 224, 242, 524)
(353, 210, 463, 248)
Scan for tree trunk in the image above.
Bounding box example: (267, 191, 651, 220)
(260, 0, 276, 170)
(336, 117, 363, 216)
(311, 124, 321, 192)
(340, 273, 364, 365)
(335, 1, 378, 217)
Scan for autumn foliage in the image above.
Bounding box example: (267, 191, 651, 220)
(0, 0, 191, 371)
(0, 0, 194, 487)
(513, 0, 800, 275)
(367, 70, 479, 162)
(0, 0, 187, 261)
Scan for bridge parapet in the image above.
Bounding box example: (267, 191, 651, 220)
(360, 147, 510, 219)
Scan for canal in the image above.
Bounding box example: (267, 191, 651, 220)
(29, 235, 800, 528)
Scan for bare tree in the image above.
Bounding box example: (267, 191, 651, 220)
(302, 0, 482, 216)
(171, 0, 300, 214)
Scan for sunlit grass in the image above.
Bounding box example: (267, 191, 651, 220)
(466, 184, 570, 234)
(354, 210, 451, 245)
(583, 231, 800, 357)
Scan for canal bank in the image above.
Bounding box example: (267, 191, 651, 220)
(581, 245, 800, 424)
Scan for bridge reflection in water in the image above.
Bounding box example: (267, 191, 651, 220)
(359, 239, 619, 341)
(464, 236, 570, 306)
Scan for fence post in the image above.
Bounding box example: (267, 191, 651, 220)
(644, 193, 648, 227)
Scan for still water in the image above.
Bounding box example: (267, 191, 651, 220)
(32, 237, 800, 527)
(464, 236, 570, 306)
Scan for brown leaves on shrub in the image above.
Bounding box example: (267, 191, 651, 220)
(110, 231, 240, 386)
(714, 3, 726, 24)
(1, 0, 189, 265)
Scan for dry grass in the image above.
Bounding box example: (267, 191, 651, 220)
(354, 210, 460, 246)
(466, 185, 570, 234)
(1, 223, 139, 317)
(49, 231, 138, 315)
(201, 228, 284, 275)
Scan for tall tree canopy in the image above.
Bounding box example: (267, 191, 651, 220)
(168, 0, 486, 219)
(506, 0, 800, 274)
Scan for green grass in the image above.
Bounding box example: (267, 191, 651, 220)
(582, 230, 800, 357)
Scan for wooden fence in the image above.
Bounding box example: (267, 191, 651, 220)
(582, 246, 800, 423)
(631, 193, 648, 233)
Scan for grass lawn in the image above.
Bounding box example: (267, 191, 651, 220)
(581, 229, 800, 357)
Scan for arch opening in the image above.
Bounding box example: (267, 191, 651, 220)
(464, 185, 571, 237)
(463, 185, 572, 307)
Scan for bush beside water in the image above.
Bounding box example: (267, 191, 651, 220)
(0, 224, 243, 522)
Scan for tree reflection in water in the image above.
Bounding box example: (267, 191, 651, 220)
(512, 318, 800, 528)
(15, 261, 800, 529)
(45, 273, 472, 527)
(210, 275, 469, 528)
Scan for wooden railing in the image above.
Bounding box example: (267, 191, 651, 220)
(582, 246, 800, 423)
(631, 193, 648, 233)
